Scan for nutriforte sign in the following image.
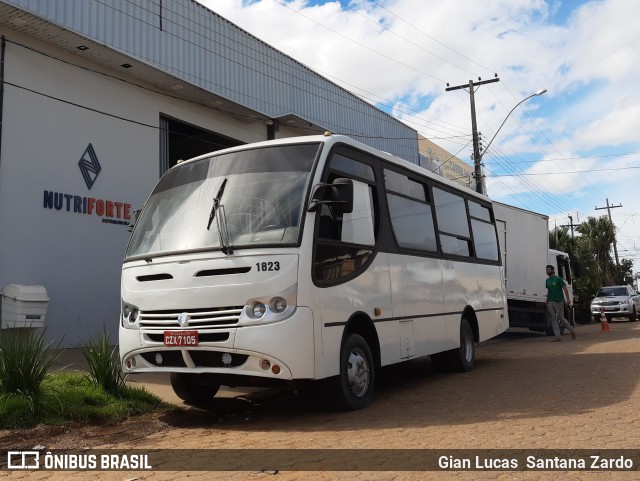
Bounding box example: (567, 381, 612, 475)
(43, 191, 132, 225)
(42, 143, 133, 226)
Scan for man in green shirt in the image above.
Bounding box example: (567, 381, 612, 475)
(545, 264, 577, 341)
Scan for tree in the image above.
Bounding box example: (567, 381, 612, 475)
(564, 216, 634, 319)
(613, 259, 634, 286)
(575, 216, 616, 286)
(549, 226, 573, 255)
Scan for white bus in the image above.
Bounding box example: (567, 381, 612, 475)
(120, 133, 508, 410)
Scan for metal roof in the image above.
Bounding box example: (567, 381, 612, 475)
(0, 0, 419, 162)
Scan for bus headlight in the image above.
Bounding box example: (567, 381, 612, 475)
(122, 301, 140, 329)
(272, 297, 287, 313)
(240, 285, 297, 324)
(252, 302, 267, 318)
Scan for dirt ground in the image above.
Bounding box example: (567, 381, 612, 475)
(2, 321, 640, 480)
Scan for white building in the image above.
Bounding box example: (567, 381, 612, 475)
(0, 0, 419, 346)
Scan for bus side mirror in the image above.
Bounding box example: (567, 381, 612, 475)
(308, 178, 354, 214)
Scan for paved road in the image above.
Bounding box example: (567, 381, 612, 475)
(6, 321, 640, 480)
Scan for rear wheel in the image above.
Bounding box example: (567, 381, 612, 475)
(431, 319, 475, 372)
(629, 307, 637, 322)
(448, 318, 475, 372)
(335, 333, 375, 410)
(170, 373, 220, 405)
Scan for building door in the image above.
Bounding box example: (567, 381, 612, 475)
(159, 116, 242, 176)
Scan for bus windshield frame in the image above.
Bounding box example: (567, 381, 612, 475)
(125, 142, 321, 260)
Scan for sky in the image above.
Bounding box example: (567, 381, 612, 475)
(200, 0, 640, 274)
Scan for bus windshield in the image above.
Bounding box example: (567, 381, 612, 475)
(126, 143, 320, 259)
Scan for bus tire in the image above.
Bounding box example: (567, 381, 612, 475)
(170, 372, 220, 405)
(449, 318, 475, 372)
(336, 333, 375, 411)
(432, 319, 475, 372)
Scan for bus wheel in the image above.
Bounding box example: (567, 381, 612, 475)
(433, 319, 475, 372)
(170, 373, 220, 405)
(336, 333, 375, 410)
(450, 318, 475, 372)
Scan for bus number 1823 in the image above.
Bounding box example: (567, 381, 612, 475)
(256, 262, 280, 272)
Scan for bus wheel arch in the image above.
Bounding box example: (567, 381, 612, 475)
(344, 313, 381, 367)
(334, 313, 379, 410)
(462, 306, 479, 343)
(432, 308, 477, 373)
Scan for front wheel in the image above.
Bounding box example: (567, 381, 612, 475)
(335, 333, 375, 411)
(630, 307, 637, 322)
(170, 373, 220, 405)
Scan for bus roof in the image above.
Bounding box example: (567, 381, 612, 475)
(173, 133, 490, 202)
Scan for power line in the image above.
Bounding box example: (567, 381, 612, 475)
(487, 82, 606, 200)
(267, 0, 447, 83)
(492, 165, 640, 176)
(595, 199, 623, 267)
(333, 0, 479, 77)
(483, 150, 640, 164)
(369, 1, 497, 76)
(87, 0, 475, 144)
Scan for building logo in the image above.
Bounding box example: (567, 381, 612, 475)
(43, 143, 132, 226)
(78, 143, 102, 190)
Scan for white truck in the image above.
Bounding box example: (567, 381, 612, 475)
(493, 202, 574, 334)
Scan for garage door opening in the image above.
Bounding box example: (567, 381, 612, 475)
(160, 116, 242, 175)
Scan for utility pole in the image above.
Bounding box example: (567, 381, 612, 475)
(595, 198, 622, 267)
(446, 75, 500, 194)
(560, 215, 576, 239)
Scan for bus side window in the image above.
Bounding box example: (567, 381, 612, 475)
(433, 187, 472, 257)
(318, 206, 341, 240)
(316, 178, 375, 245)
(314, 168, 377, 283)
(340, 181, 375, 246)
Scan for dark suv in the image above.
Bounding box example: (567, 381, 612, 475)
(590, 285, 640, 322)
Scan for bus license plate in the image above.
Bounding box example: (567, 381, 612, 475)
(164, 330, 198, 346)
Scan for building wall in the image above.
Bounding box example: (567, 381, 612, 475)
(2, 0, 419, 162)
(418, 135, 475, 189)
(0, 32, 268, 346)
(0, 0, 423, 346)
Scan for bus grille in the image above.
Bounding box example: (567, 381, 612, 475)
(138, 306, 244, 329)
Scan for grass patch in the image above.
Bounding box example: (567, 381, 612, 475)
(0, 328, 60, 397)
(83, 330, 126, 394)
(0, 329, 168, 429)
(0, 371, 169, 429)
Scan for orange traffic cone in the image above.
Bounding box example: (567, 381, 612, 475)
(600, 310, 610, 331)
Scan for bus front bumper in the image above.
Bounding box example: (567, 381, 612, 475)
(120, 307, 315, 381)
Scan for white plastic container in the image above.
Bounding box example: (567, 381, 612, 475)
(1, 284, 49, 329)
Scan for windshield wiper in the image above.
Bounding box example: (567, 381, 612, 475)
(216, 204, 233, 255)
(206, 178, 233, 255)
(207, 178, 227, 230)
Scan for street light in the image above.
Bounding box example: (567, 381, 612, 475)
(476, 88, 547, 194)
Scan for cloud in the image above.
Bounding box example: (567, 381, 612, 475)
(200, 0, 640, 268)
